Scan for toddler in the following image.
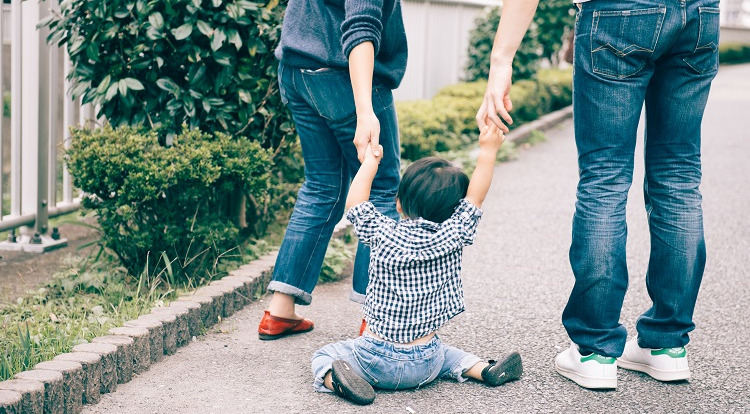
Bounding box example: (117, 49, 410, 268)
(311, 124, 521, 405)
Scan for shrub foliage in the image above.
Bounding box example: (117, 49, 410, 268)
(465, 3, 575, 82)
(40, 0, 302, 276)
(42, 0, 289, 139)
(67, 126, 271, 276)
(398, 69, 572, 160)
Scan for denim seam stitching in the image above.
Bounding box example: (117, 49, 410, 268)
(590, 8, 666, 79)
(683, 8, 720, 74)
(299, 70, 334, 122)
(296, 150, 346, 290)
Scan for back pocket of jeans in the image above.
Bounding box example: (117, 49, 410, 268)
(299, 68, 358, 122)
(683, 7, 720, 74)
(591, 7, 666, 79)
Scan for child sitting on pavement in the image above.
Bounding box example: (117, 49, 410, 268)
(311, 124, 522, 405)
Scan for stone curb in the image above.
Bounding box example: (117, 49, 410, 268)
(54, 352, 102, 406)
(0, 379, 44, 414)
(69, 343, 118, 396)
(107, 327, 150, 375)
(0, 389, 22, 414)
(505, 105, 573, 144)
(13, 370, 64, 414)
(91, 336, 135, 384)
(4, 248, 333, 413)
(34, 360, 83, 414)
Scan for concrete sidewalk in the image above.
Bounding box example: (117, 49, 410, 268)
(84, 65, 750, 414)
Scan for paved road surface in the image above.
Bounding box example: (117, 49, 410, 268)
(85, 64, 750, 414)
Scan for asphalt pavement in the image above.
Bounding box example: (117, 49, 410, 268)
(84, 64, 750, 414)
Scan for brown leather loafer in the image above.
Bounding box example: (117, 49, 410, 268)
(359, 318, 366, 336)
(258, 310, 314, 340)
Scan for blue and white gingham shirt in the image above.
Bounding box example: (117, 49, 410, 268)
(346, 199, 483, 343)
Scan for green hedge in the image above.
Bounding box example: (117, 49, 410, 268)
(719, 43, 750, 65)
(398, 68, 572, 161)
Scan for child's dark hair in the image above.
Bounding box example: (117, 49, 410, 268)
(397, 157, 470, 223)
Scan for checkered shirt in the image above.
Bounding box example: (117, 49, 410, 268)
(346, 199, 483, 343)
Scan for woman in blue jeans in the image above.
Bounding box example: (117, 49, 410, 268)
(257, 0, 408, 339)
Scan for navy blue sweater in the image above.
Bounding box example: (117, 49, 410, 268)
(275, 0, 408, 90)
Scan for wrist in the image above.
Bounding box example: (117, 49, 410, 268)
(490, 53, 514, 67)
(356, 106, 375, 116)
(478, 147, 499, 159)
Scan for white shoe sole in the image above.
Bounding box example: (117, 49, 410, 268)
(617, 358, 690, 382)
(555, 360, 617, 389)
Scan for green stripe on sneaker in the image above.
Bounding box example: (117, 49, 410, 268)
(651, 347, 687, 358)
(580, 354, 616, 364)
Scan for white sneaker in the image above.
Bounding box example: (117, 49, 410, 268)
(555, 343, 617, 389)
(618, 337, 690, 381)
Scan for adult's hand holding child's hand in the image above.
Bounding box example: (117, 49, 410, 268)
(354, 111, 381, 163)
(363, 143, 384, 165)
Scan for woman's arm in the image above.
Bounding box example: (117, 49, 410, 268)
(349, 42, 382, 161)
(475, 0, 540, 132)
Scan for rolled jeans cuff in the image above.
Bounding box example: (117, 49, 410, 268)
(349, 290, 366, 304)
(267, 281, 313, 306)
(451, 354, 482, 383)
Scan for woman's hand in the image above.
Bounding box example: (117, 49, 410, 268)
(354, 111, 381, 163)
(476, 62, 514, 133)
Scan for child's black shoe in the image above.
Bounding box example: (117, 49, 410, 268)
(481, 352, 523, 386)
(331, 360, 375, 405)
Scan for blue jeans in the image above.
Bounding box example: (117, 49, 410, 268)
(563, 0, 718, 357)
(311, 334, 482, 392)
(268, 62, 401, 305)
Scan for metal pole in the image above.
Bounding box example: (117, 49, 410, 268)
(10, 0, 21, 217)
(48, 42, 59, 210)
(62, 52, 74, 204)
(35, 0, 50, 235)
(0, 2, 5, 220)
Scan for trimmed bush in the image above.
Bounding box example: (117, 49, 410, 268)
(398, 68, 572, 160)
(719, 43, 750, 65)
(67, 126, 271, 277)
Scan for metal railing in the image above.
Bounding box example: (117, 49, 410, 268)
(0, 0, 94, 252)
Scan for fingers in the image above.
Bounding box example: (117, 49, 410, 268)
(370, 129, 381, 157)
(491, 95, 511, 133)
(354, 136, 367, 163)
(475, 101, 488, 130)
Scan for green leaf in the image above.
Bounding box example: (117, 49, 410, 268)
(96, 75, 112, 95)
(123, 78, 145, 91)
(238, 90, 252, 104)
(105, 83, 119, 101)
(212, 0, 222, 7)
(196, 20, 212, 37)
(211, 30, 226, 51)
(148, 12, 164, 30)
(228, 30, 242, 50)
(156, 78, 181, 96)
(118, 80, 129, 97)
(172, 24, 193, 40)
(69, 37, 85, 56)
(114, 8, 130, 19)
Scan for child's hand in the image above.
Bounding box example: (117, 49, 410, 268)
(363, 144, 384, 165)
(478, 124, 505, 152)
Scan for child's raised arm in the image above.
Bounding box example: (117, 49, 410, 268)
(346, 144, 384, 210)
(465, 124, 504, 208)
